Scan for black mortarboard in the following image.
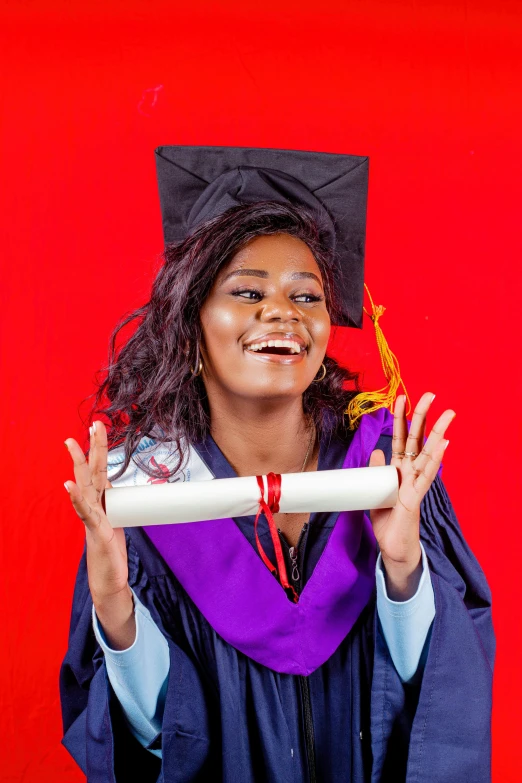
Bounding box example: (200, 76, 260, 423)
(154, 145, 369, 328)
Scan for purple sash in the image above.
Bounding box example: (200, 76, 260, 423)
(145, 409, 393, 675)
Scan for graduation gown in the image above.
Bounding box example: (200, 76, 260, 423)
(59, 411, 494, 782)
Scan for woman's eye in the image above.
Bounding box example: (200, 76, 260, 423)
(230, 289, 322, 304)
(232, 289, 263, 300)
(293, 293, 322, 303)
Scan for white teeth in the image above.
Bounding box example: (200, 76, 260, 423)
(245, 339, 304, 353)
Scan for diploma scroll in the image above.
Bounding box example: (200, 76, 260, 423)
(105, 466, 398, 528)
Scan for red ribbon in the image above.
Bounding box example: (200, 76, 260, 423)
(254, 473, 298, 603)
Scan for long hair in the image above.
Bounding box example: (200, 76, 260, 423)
(87, 201, 360, 480)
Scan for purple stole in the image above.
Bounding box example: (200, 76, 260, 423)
(144, 409, 392, 675)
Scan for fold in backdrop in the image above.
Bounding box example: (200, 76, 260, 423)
(1, 1, 521, 781)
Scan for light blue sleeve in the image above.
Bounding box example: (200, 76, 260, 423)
(92, 588, 170, 758)
(375, 542, 436, 683)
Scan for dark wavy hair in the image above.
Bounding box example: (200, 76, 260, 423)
(87, 201, 360, 480)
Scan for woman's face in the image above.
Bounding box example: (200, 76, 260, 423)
(199, 233, 331, 403)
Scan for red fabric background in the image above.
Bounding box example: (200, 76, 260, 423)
(1, 1, 520, 779)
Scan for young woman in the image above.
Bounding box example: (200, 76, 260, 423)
(60, 148, 494, 782)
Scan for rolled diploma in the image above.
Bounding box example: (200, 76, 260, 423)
(105, 466, 398, 528)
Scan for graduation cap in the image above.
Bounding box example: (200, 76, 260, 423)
(155, 145, 368, 328)
(154, 145, 409, 423)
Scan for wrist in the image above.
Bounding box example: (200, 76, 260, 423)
(93, 585, 136, 650)
(381, 548, 423, 601)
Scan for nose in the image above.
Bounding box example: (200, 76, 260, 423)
(259, 292, 301, 323)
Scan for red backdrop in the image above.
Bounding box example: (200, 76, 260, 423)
(1, 1, 521, 780)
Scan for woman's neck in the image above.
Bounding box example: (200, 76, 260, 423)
(208, 395, 317, 477)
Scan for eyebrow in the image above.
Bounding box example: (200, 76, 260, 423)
(222, 268, 322, 285)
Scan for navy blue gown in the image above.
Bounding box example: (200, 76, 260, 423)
(59, 431, 494, 782)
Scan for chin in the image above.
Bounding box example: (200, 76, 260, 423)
(209, 359, 316, 400)
(234, 378, 311, 401)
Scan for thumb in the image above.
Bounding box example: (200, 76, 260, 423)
(369, 448, 385, 468)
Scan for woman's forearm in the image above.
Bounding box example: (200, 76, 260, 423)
(381, 550, 423, 601)
(93, 585, 136, 650)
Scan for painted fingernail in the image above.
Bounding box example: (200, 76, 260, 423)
(93, 421, 97, 434)
(64, 482, 70, 493)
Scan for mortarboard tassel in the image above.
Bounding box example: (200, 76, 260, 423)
(345, 285, 411, 429)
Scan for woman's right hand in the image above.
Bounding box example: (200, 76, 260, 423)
(64, 420, 136, 649)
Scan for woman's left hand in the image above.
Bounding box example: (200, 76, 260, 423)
(369, 392, 455, 599)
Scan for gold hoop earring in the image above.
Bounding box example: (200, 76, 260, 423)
(190, 359, 203, 377)
(313, 363, 326, 383)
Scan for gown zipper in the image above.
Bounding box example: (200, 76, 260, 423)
(280, 524, 317, 783)
(299, 677, 317, 783)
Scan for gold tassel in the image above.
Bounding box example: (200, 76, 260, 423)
(345, 284, 411, 429)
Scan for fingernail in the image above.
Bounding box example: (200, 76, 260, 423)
(89, 426, 92, 437)
(431, 394, 436, 403)
(443, 440, 450, 449)
(93, 421, 97, 434)
(64, 482, 70, 493)
(64, 441, 69, 450)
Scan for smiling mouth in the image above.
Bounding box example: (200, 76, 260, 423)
(244, 339, 306, 356)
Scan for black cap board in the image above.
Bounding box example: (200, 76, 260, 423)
(154, 145, 369, 328)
